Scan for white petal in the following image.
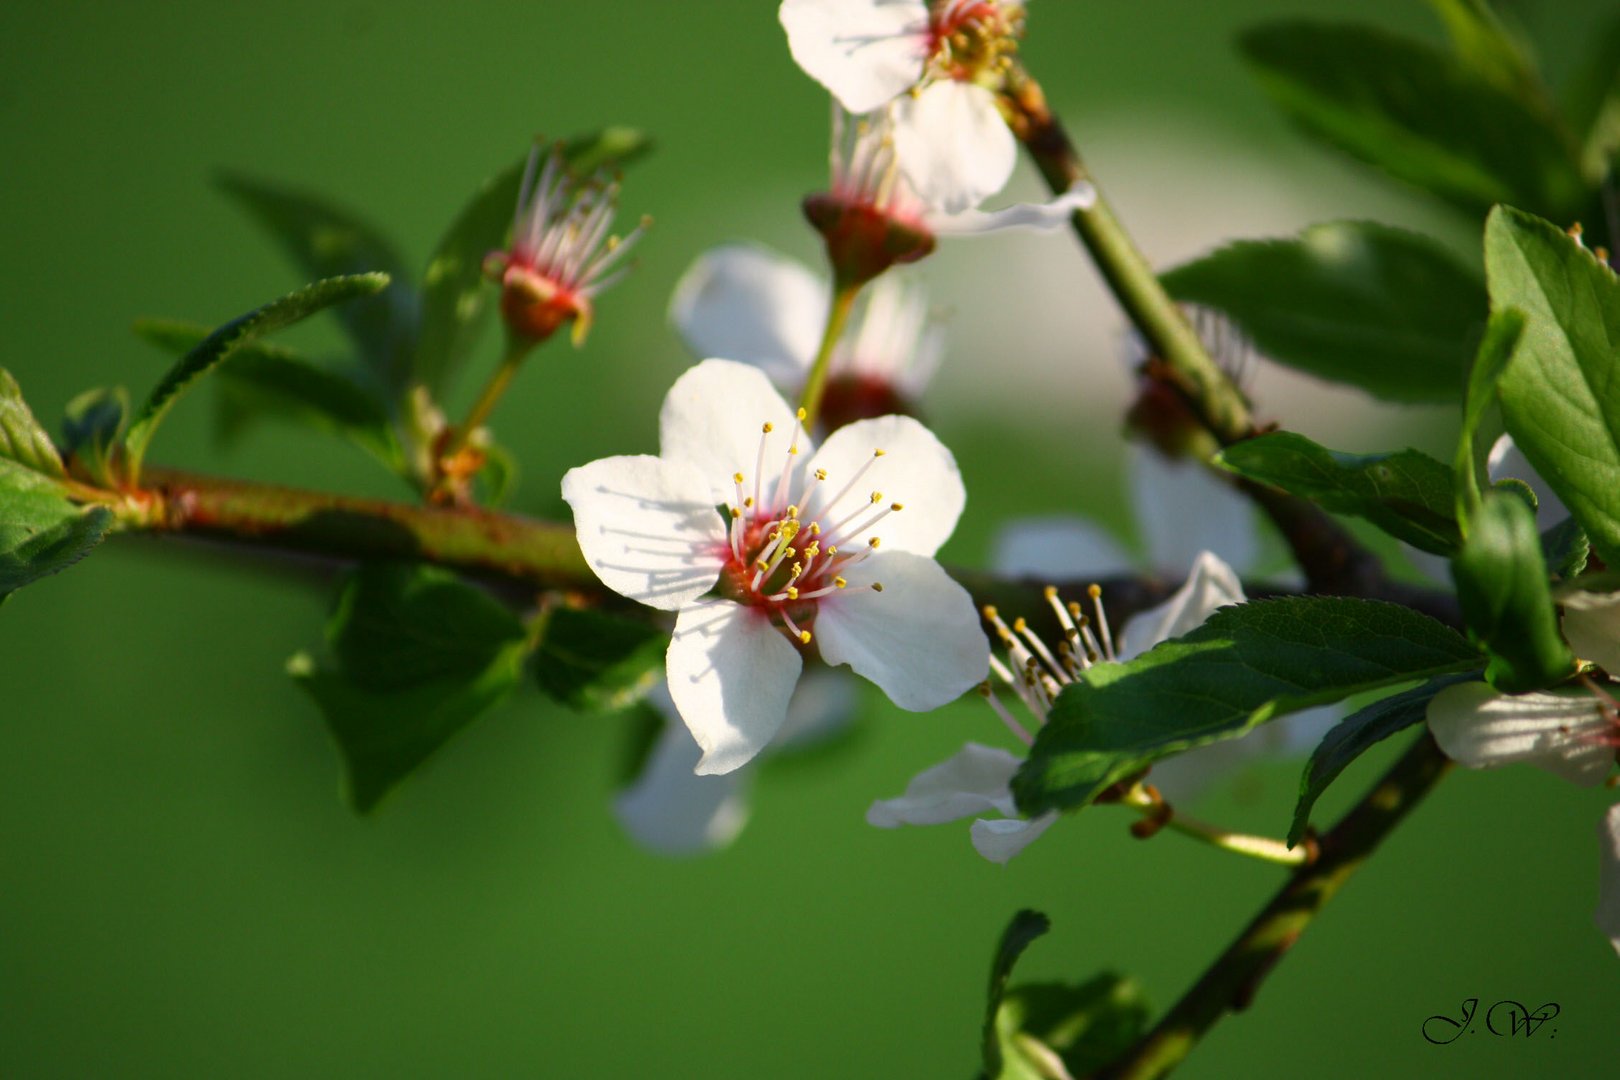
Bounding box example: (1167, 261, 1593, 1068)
(1427, 681, 1616, 786)
(561, 455, 728, 611)
(773, 668, 859, 750)
(1130, 445, 1259, 577)
(1487, 434, 1568, 529)
(815, 551, 987, 710)
(659, 358, 810, 504)
(971, 811, 1059, 864)
(669, 245, 826, 390)
(804, 414, 964, 557)
(1117, 550, 1246, 660)
(989, 516, 1136, 580)
(779, 0, 931, 114)
(1560, 590, 1620, 674)
(668, 598, 804, 775)
(614, 722, 751, 856)
(1597, 805, 1620, 958)
(893, 81, 1017, 213)
(929, 182, 1097, 236)
(865, 742, 1021, 825)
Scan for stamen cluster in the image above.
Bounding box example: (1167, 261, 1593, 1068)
(483, 144, 649, 345)
(718, 408, 896, 644)
(980, 584, 1115, 743)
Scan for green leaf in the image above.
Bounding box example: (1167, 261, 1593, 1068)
(533, 605, 666, 712)
(290, 562, 529, 812)
(123, 274, 391, 478)
(1240, 21, 1585, 218)
(134, 317, 401, 470)
(0, 460, 113, 602)
(413, 128, 652, 393)
(980, 909, 1050, 1080)
(1450, 490, 1575, 692)
(1288, 674, 1473, 846)
(991, 976, 1151, 1080)
(217, 171, 416, 386)
(1216, 432, 1461, 554)
(1013, 598, 1482, 815)
(1542, 516, 1591, 581)
(1423, 0, 1541, 99)
(1486, 205, 1620, 566)
(1454, 307, 1526, 521)
(1162, 221, 1486, 403)
(0, 369, 66, 479)
(1563, 14, 1620, 182)
(61, 386, 130, 489)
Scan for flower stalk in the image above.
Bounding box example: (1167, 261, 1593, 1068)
(1119, 782, 1310, 868)
(797, 281, 862, 430)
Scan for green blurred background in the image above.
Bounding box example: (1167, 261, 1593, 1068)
(2, 1, 1615, 1076)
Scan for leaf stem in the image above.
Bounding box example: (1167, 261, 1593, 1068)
(443, 333, 536, 463)
(1096, 734, 1452, 1080)
(797, 281, 861, 430)
(1119, 783, 1309, 867)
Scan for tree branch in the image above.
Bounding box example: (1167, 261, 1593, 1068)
(1095, 734, 1452, 1080)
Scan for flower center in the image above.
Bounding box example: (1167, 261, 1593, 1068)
(716, 409, 893, 645)
(927, 0, 1023, 83)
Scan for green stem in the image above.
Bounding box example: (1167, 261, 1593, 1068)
(1097, 735, 1452, 1080)
(443, 334, 535, 463)
(135, 466, 592, 591)
(1119, 784, 1308, 868)
(797, 282, 861, 430)
(1004, 68, 1251, 445)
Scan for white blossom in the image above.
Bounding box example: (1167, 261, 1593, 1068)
(563, 359, 987, 775)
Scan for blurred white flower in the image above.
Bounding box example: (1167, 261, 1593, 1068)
(562, 359, 986, 775)
(615, 672, 856, 855)
(670, 243, 943, 414)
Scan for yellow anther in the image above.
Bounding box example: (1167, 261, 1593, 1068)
(1013, 617, 1027, 633)
(733, 472, 744, 484)
(868, 536, 881, 548)
(789, 445, 799, 455)
(730, 507, 741, 519)
(873, 449, 886, 457)
(871, 582, 884, 593)
(744, 497, 754, 508)
(809, 522, 821, 535)
(787, 505, 799, 519)
(786, 587, 799, 600)
(826, 545, 838, 555)
(870, 491, 883, 503)
(835, 576, 847, 589)
(755, 560, 769, 571)
(1088, 584, 1103, 600)
(983, 605, 999, 619)
(814, 469, 827, 481)
(784, 547, 796, 559)
(799, 630, 812, 644)
(1044, 585, 1059, 600)
(797, 407, 807, 421)
(791, 563, 803, 576)
(890, 502, 903, 512)
(1068, 601, 1083, 618)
